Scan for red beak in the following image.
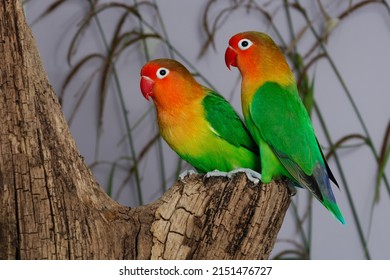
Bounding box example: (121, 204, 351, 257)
(140, 76, 154, 101)
(225, 46, 238, 69)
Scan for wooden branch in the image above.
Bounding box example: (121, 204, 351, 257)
(146, 174, 290, 259)
(0, 0, 290, 260)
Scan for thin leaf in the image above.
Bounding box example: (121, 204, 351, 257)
(273, 239, 309, 259)
(114, 133, 160, 201)
(59, 53, 103, 104)
(30, 0, 69, 25)
(106, 161, 117, 197)
(374, 120, 390, 201)
(67, 68, 100, 126)
(326, 134, 368, 160)
(199, 1, 242, 58)
(67, 2, 142, 65)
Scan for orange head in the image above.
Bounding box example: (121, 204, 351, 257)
(140, 59, 202, 109)
(225, 31, 294, 87)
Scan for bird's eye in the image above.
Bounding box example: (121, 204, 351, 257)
(238, 39, 253, 50)
(156, 67, 169, 79)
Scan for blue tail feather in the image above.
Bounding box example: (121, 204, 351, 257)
(313, 164, 345, 224)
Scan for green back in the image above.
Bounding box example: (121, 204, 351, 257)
(248, 82, 343, 223)
(203, 91, 258, 154)
(250, 82, 321, 175)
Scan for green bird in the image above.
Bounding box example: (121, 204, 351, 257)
(140, 58, 260, 180)
(225, 31, 345, 224)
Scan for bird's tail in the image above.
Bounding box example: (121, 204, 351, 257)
(322, 197, 346, 224)
(313, 164, 346, 224)
(273, 147, 345, 224)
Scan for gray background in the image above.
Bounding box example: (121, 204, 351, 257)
(25, 1, 390, 259)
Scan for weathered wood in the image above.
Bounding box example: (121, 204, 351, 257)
(149, 174, 290, 259)
(0, 0, 290, 260)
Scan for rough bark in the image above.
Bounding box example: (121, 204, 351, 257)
(0, 0, 290, 260)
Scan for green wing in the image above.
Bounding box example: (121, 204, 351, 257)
(316, 137, 339, 188)
(250, 82, 321, 176)
(202, 90, 258, 154)
(249, 82, 344, 223)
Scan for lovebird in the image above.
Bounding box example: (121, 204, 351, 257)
(140, 58, 260, 178)
(225, 31, 345, 224)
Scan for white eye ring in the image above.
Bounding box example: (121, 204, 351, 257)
(238, 39, 253, 50)
(156, 67, 169, 79)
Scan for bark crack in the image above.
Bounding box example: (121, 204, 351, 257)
(12, 153, 21, 259)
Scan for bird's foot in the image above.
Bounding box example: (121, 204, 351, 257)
(179, 169, 197, 180)
(228, 168, 262, 184)
(205, 170, 229, 178)
(286, 180, 297, 197)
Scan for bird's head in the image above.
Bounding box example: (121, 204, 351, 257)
(140, 59, 200, 108)
(225, 31, 294, 86)
(225, 31, 278, 70)
(140, 60, 171, 101)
